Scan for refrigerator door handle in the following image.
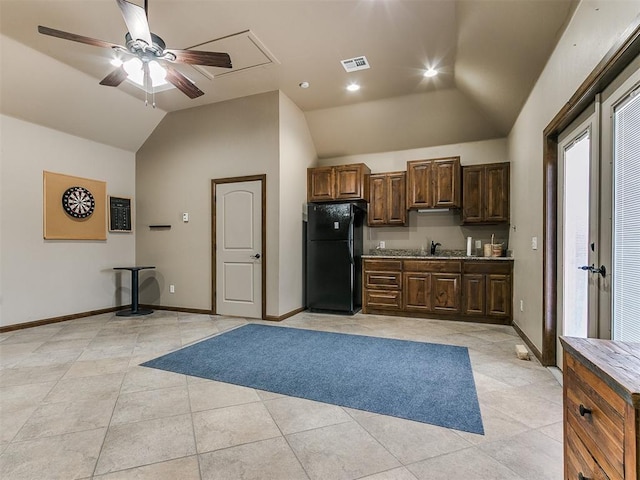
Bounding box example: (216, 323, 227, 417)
(347, 241, 354, 265)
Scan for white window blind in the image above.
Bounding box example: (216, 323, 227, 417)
(613, 88, 640, 343)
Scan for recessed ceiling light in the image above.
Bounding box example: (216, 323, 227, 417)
(423, 68, 438, 78)
(346, 83, 360, 92)
(299, 81, 310, 89)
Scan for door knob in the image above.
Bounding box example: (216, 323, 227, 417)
(251, 253, 261, 259)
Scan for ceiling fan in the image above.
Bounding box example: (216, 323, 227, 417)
(38, 0, 232, 103)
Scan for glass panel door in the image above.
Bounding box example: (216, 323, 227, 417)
(562, 130, 591, 338)
(612, 89, 640, 342)
(557, 111, 599, 368)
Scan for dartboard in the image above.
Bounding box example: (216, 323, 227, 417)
(62, 186, 95, 219)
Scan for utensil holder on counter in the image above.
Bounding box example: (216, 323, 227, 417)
(483, 243, 504, 257)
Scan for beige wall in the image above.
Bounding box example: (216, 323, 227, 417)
(319, 138, 510, 253)
(136, 92, 280, 314)
(278, 93, 317, 314)
(508, 1, 639, 350)
(0, 114, 136, 327)
(136, 91, 314, 318)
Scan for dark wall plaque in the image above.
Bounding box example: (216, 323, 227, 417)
(109, 196, 132, 232)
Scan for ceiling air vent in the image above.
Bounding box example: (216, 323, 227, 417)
(341, 56, 370, 72)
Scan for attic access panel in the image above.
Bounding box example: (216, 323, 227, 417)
(190, 30, 278, 80)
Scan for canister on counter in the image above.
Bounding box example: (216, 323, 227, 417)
(484, 243, 492, 257)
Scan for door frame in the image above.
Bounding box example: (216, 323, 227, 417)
(541, 19, 640, 366)
(211, 174, 267, 319)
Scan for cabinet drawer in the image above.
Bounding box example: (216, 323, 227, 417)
(365, 289, 402, 309)
(365, 271, 401, 289)
(403, 260, 461, 273)
(463, 261, 512, 275)
(565, 354, 625, 479)
(363, 259, 403, 272)
(566, 422, 610, 480)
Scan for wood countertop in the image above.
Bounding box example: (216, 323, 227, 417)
(560, 336, 640, 408)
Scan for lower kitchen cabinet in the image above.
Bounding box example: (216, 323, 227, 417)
(432, 273, 461, 313)
(362, 259, 402, 311)
(363, 257, 510, 323)
(404, 272, 432, 312)
(463, 261, 512, 320)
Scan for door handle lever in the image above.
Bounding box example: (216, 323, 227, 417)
(250, 253, 261, 259)
(578, 264, 606, 277)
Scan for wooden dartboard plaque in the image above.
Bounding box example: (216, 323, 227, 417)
(43, 171, 106, 240)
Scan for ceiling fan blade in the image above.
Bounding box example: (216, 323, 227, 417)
(165, 49, 232, 68)
(164, 64, 204, 99)
(38, 25, 122, 49)
(99, 66, 128, 87)
(116, 0, 152, 46)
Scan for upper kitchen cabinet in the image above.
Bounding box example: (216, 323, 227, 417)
(307, 163, 371, 203)
(368, 172, 407, 227)
(462, 162, 510, 224)
(406, 157, 461, 209)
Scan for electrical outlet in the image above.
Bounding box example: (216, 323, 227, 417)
(520, 300, 524, 312)
(531, 236, 538, 250)
(182, 212, 189, 222)
(475, 240, 481, 249)
(169, 284, 175, 294)
(379, 241, 386, 249)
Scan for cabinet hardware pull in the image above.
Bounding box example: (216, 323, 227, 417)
(579, 404, 592, 416)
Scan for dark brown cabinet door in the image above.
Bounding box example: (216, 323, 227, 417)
(387, 173, 407, 225)
(403, 272, 432, 311)
(335, 165, 364, 200)
(485, 163, 510, 223)
(307, 167, 335, 202)
(433, 158, 461, 207)
(368, 172, 406, 226)
(432, 273, 461, 313)
(406, 160, 433, 208)
(463, 274, 485, 315)
(368, 174, 388, 225)
(486, 274, 511, 317)
(462, 166, 483, 223)
(462, 162, 509, 224)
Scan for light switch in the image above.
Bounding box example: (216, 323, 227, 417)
(182, 213, 189, 223)
(531, 236, 538, 250)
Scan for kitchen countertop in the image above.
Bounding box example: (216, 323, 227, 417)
(363, 249, 513, 260)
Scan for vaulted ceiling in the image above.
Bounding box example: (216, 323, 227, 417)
(0, 0, 576, 156)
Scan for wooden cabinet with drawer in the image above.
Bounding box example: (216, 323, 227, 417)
(362, 259, 402, 312)
(363, 257, 511, 323)
(561, 337, 640, 480)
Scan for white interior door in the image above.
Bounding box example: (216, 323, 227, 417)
(215, 180, 262, 318)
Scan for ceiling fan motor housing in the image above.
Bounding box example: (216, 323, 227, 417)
(125, 32, 173, 60)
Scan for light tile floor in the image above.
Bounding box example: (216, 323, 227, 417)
(0, 311, 564, 479)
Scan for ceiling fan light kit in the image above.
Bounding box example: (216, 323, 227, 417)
(37, 0, 232, 107)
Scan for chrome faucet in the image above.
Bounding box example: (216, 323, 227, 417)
(430, 241, 441, 255)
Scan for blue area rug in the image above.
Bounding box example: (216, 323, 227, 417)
(142, 324, 484, 434)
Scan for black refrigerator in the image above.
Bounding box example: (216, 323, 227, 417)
(306, 202, 366, 314)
